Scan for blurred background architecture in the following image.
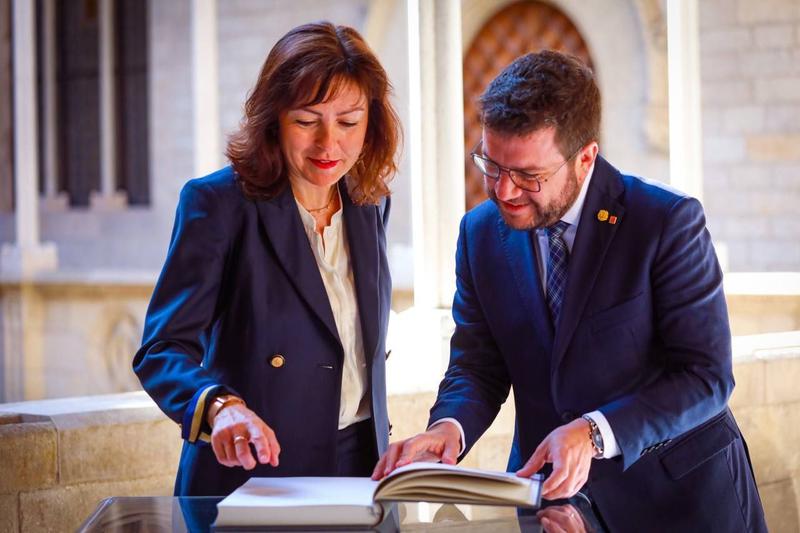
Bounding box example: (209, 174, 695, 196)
(1, 0, 799, 531)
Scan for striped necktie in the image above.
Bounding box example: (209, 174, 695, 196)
(545, 221, 570, 328)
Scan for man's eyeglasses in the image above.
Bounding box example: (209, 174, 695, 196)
(470, 140, 580, 193)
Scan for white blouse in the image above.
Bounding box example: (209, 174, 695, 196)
(295, 191, 370, 429)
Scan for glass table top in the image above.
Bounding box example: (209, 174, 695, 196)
(77, 494, 604, 533)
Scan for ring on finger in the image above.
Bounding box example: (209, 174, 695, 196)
(233, 435, 247, 444)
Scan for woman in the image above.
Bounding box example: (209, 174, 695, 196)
(133, 22, 401, 496)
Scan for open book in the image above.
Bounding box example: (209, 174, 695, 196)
(213, 462, 543, 529)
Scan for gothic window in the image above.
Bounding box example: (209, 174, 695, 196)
(35, 0, 150, 207)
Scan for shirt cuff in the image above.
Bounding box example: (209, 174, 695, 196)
(428, 417, 466, 456)
(585, 410, 620, 459)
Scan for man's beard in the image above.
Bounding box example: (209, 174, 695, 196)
(488, 165, 581, 230)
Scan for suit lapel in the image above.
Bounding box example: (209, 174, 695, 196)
(497, 216, 554, 354)
(341, 180, 380, 366)
(551, 157, 626, 367)
(255, 185, 341, 346)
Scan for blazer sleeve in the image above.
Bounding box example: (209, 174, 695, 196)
(133, 179, 241, 443)
(427, 215, 512, 456)
(599, 196, 734, 469)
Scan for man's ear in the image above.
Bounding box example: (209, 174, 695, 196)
(576, 142, 599, 178)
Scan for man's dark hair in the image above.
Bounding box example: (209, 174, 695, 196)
(479, 50, 600, 157)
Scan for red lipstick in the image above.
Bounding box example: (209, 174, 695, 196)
(309, 158, 338, 170)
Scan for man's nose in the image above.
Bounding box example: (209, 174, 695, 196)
(494, 170, 521, 201)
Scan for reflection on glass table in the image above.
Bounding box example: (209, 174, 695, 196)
(78, 493, 604, 533)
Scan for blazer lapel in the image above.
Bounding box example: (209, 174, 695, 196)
(552, 157, 626, 367)
(497, 216, 554, 354)
(255, 185, 341, 346)
(341, 180, 380, 366)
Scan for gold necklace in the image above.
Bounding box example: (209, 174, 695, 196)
(306, 190, 336, 213)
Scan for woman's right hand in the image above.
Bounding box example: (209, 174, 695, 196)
(210, 403, 281, 470)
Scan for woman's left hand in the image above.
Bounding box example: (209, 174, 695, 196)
(210, 404, 281, 470)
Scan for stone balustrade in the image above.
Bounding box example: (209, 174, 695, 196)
(0, 393, 180, 531)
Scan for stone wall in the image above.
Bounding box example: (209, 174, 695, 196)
(2, 333, 799, 532)
(0, 277, 152, 402)
(0, 393, 181, 532)
(730, 332, 800, 533)
(700, 0, 800, 271)
(726, 273, 800, 335)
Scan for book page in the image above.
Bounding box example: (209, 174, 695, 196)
(375, 462, 541, 508)
(380, 462, 530, 486)
(215, 477, 383, 527)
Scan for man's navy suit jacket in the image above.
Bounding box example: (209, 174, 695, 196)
(133, 167, 392, 496)
(429, 156, 766, 532)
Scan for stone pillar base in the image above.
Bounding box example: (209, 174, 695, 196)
(0, 243, 58, 278)
(39, 193, 69, 212)
(89, 190, 128, 211)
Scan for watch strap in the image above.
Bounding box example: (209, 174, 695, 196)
(581, 414, 604, 458)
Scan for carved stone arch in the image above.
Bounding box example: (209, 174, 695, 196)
(461, 0, 595, 210)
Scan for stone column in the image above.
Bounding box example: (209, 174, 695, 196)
(1, 0, 58, 277)
(408, 0, 465, 310)
(1, 0, 57, 403)
(90, 0, 127, 210)
(40, 0, 67, 210)
(667, 0, 703, 201)
(191, 0, 221, 177)
(388, 0, 463, 387)
(0, 0, 12, 213)
(364, 0, 395, 46)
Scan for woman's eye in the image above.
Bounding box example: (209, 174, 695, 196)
(295, 119, 315, 126)
(339, 121, 358, 128)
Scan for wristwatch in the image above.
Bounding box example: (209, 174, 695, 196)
(581, 415, 604, 459)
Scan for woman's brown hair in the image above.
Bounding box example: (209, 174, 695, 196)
(226, 22, 401, 205)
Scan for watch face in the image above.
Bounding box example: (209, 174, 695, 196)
(590, 425, 603, 456)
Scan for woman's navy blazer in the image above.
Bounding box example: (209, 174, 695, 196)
(133, 166, 392, 495)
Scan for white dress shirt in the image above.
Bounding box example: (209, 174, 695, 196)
(432, 162, 621, 459)
(296, 190, 370, 430)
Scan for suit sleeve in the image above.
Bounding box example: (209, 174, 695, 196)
(133, 179, 241, 443)
(427, 216, 512, 457)
(599, 196, 734, 469)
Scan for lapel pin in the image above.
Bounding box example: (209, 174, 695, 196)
(609, 215, 618, 225)
(597, 209, 609, 222)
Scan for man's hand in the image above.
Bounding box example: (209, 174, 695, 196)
(371, 421, 461, 480)
(210, 403, 281, 470)
(516, 418, 594, 500)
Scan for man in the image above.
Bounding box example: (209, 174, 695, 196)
(373, 51, 766, 532)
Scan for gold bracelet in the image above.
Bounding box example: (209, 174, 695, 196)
(208, 395, 246, 426)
